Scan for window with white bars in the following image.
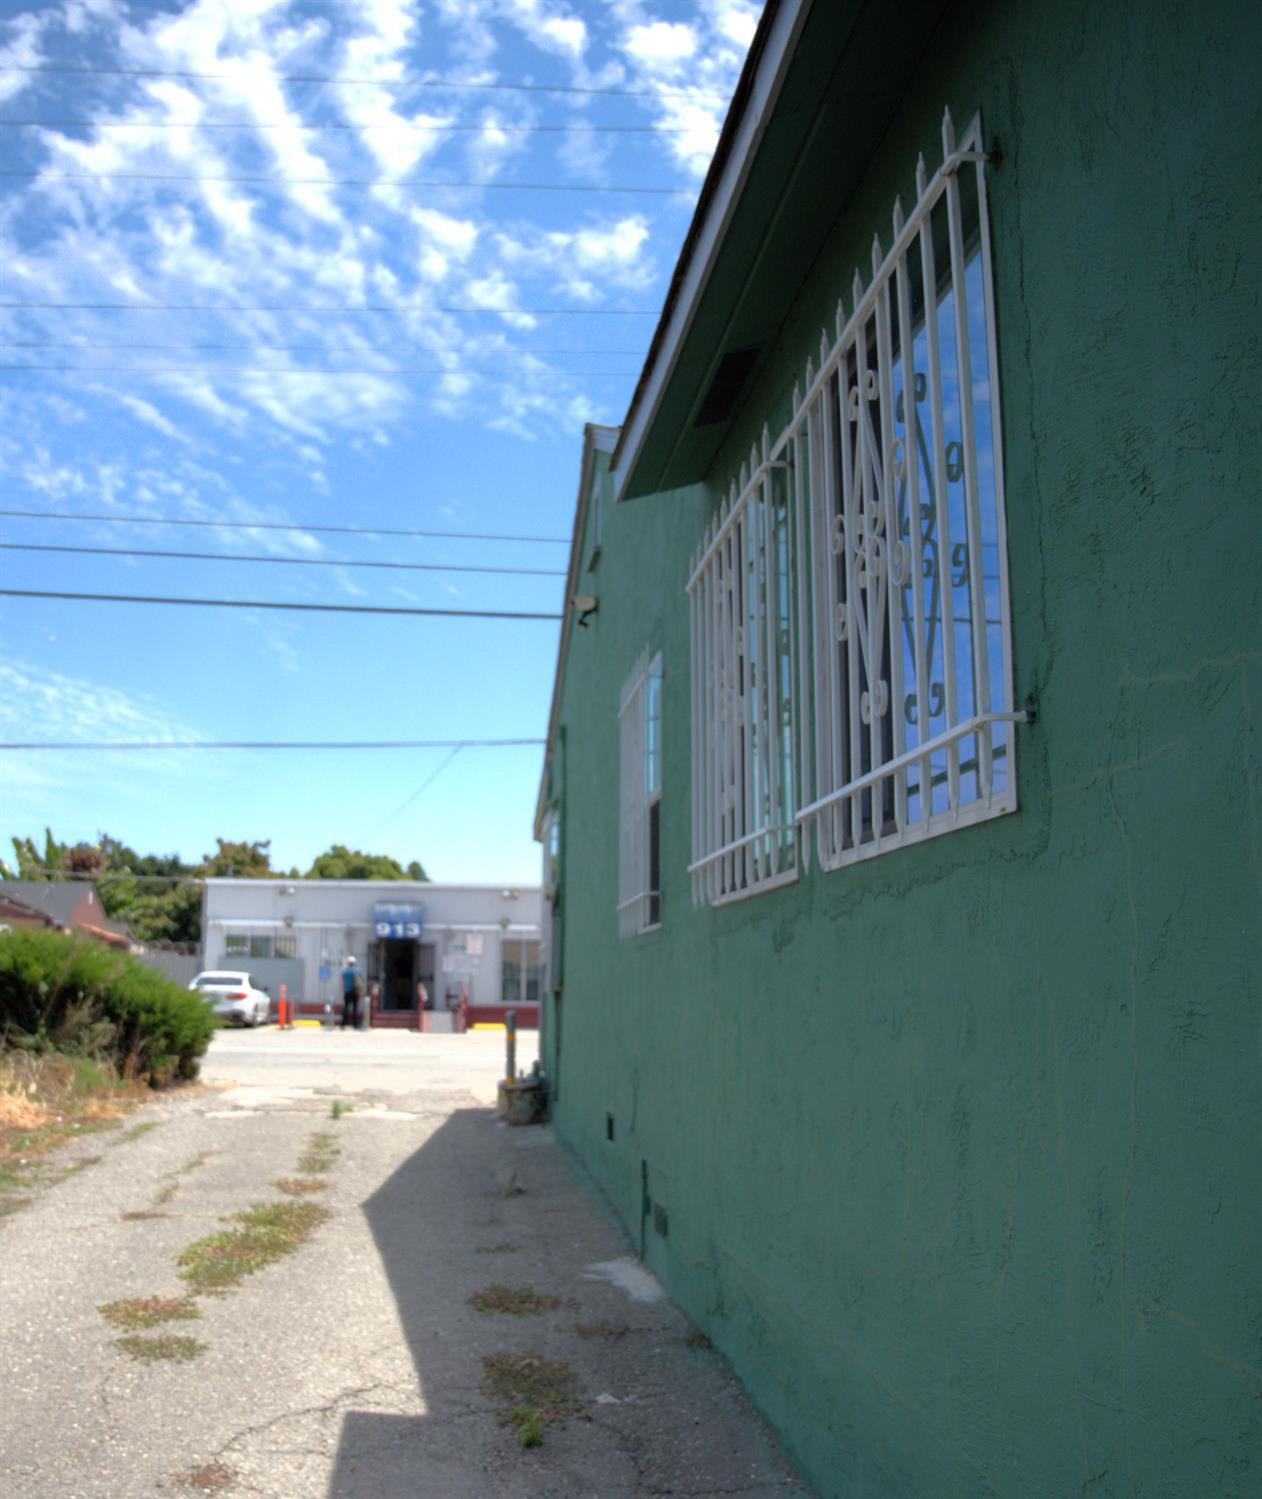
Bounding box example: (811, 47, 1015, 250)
(687, 110, 1019, 903)
(618, 649, 662, 935)
(688, 442, 801, 906)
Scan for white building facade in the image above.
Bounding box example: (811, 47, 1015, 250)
(200, 879, 543, 1027)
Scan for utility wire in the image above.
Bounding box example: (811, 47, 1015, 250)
(0, 64, 730, 101)
(0, 340, 649, 354)
(364, 743, 465, 839)
(0, 300, 658, 315)
(0, 509, 570, 544)
(0, 542, 567, 577)
(1, 169, 692, 194)
(0, 364, 636, 376)
(0, 118, 699, 134)
(0, 588, 563, 620)
(0, 738, 546, 750)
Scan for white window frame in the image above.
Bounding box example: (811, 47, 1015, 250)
(618, 648, 662, 935)
(686, 110, 1024, 905)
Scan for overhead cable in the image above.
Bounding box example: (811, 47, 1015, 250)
(0, 170, 692, 194)
(0, 588, 563, 620)
(0, 117, 699, 134)
(0, 363, 635, 377)
(0, 738, 546, 751)
(0, 300, 658, 315)
(0, 64, 729, 100)
(0, 510, 569, 544)
(0, 542, 567, 577)
(0, 341, 649, 355)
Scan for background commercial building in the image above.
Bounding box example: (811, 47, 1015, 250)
(201, 879, 542, 1028)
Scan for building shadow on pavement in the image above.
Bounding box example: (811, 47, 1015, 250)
(328, 1106, 806, 1499)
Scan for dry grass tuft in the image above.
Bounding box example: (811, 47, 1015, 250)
(469, 1283, 561, 1316)
(273, 1176, 328, 1196)
(100, 1295, 200, 1330)
(483, 1351, 585, 1447)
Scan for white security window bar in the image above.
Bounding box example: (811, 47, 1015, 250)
(688, 432, 801, 907)
(618, 648, 663, 935)
(791, 111, 1021, 867)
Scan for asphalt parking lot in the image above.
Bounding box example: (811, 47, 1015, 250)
(0, 1027, 808, 1497)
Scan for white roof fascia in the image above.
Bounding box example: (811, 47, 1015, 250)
(610, 0, 812, 505)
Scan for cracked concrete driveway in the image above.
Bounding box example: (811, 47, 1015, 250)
(0, 1027, 809, 1498)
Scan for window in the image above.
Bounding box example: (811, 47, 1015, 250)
(619, 649, 663, 934)
(688, 443, 801, 906)
(224, 934, 248, 956)
(249, 935, 272, 960)
(501, 939, 544, 1004)
(687, 110, 1018, 901)
(274, 935, 296, 959)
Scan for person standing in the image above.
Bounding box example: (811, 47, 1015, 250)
(341, 956, 364, 1030)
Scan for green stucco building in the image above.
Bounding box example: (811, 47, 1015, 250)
(535, 2, 1261, 1493)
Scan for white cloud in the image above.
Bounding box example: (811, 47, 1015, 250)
(624, 21, 697, 65)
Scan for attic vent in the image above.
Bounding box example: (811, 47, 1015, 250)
(692, 345, 762, 428)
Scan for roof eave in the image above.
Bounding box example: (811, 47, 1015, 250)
(532, 423, 620, 840)
(610, 0, 811, 504)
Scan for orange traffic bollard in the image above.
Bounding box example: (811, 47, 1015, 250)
(279, 982, 288, 1029)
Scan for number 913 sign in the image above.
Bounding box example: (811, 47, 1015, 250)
(372, 904, 424, 941)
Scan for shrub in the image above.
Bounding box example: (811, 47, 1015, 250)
(0, 928, 215, 1085)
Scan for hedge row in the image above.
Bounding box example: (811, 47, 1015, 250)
(0, 928, 215, 1085)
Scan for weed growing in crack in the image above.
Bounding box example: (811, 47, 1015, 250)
(329, 1099, 352, 1120)
(298, 1133, 339, 1174)
(53, 1153, 103, 1182)
(274, 1176, 329, 1196)
(177, 1200, 330, 1295)
(469, 1284, 561, 1316)
(114, 1334, 206, 1363)
(114, 1121, 161, 1144)
(576, 1320, 636, 1340)
(482, 1352, 585, 1448)
(487, 1169, 525, 1199)
(121, 1209, 170, 1221)
(474, 1242, 519, 1255)
(683, 1326, 713, 1351)
(100, 1295, 199, 1330)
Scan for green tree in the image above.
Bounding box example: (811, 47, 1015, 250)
(306, 845, 427, 880)
(198, 839, 274, 878)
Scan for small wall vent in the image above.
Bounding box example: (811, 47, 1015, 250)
(606, 1113, 615, 1143)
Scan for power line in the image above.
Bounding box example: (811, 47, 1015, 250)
(0, 340, 649, 355)
(0, 588, 563, 620)
(0, 117, 698, 134)
(0, 300, 658, 315)
(364, 743, 465, 839)
(0, 738, 546, 751)
(0, 363, 636, 377)
(0, 64, 729, 101)
(1, 169, 692, 194)
(0, 510, 569, 544)
(0, 542, 567, 578)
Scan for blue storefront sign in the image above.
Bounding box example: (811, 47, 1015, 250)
(373, 903, 424, 940)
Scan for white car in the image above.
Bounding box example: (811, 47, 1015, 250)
(188, 970, 272, 1027)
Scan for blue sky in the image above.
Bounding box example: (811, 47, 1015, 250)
(0, 0, 757, 885)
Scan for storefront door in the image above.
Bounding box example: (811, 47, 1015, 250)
(374, 939, 436, 1012)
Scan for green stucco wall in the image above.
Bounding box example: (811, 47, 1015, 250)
(544, 2, 1261, 1494)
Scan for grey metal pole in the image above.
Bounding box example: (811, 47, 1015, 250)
(505, 1008, 517, 1082)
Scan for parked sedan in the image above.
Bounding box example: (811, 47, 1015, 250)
(188, 970, 271, 1027)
